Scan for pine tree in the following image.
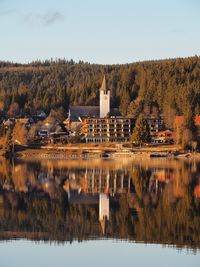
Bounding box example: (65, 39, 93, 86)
(131, 114, 150, 144)
(119, 89, 131, 116)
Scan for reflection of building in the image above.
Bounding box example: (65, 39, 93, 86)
(99, 193, 109, 235)
(149, 169, 174, 194)
(152, 169, 173, 183)
(99, 193, 109, 221)
(84, 168, 132, 196)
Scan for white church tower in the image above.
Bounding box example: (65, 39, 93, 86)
(100, 75, 110, 118)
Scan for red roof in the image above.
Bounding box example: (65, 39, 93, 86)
(195, 116, 200, 126)
(157, 130, 174, 135)
(175, 116, 200, 126)
(175, 116, 184, 124)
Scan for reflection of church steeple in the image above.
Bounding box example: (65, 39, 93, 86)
(99, 193, 109, 235)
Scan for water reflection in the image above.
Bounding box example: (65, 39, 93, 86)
(0, 158, 200, 250)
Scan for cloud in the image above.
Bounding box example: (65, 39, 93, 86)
(0, 8, 65, 26)
(42, 11, 65, 25)
(25, 11, 65, 26)
(0, 9, 17, 16)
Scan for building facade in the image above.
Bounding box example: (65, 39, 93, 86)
(146, 116, 164, 135)
(85, 117, 134, 143)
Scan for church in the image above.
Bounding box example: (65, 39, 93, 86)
(68, 76, 134, 142)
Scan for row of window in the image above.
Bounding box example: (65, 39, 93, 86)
(86, 129, 131, 133)
(86, 138, 130, 143)
(87, 119, 131, 123)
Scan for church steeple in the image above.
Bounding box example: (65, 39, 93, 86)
(100, 75, 107, 93)
(100, 75, 110, 118)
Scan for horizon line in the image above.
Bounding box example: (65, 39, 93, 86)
(0, 54, 199, 66)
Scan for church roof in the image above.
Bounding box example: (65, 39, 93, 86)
(69, 106, 100, 121)
(69, 106, 121, 121)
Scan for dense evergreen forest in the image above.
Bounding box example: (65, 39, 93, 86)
(0, 56, 199, 121)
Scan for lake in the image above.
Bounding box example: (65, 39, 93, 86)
(0, 157, 200, 266)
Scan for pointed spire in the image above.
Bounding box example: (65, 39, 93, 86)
(100, 75, 107, 93)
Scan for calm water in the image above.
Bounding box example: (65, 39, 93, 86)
(0, 157, 200, 266)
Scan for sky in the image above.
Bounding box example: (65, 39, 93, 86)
(0, 0, 199, 64)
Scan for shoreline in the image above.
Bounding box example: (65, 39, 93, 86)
(1, 143, 199, 160)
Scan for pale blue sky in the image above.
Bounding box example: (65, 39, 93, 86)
(0, 0, 199, 64)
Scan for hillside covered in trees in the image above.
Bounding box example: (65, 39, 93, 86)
(0, 56, 199, 123)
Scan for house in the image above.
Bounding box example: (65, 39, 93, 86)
(151, 130, 175, 144)
(37, 116, 68, 143)
(3, 118, 15, 129)
(31, 110, 47, 122)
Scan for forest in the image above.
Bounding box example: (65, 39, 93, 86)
(0, 56, 199, 124)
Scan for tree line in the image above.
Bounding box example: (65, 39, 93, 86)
(0, 56, 199, 118)
(0, 56, 200, 147)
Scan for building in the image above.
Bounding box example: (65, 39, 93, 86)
(68, 76, 133, 142)
(145, 115, 165, 135)
(151, 130, 175, 144)
(100, 75, 110, 118)
(84, 76, 134, 143)
(67, 76, 120, 134)
(85, 117, 134, 143)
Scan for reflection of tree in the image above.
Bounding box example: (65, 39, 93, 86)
(0, 159, 200, 249)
